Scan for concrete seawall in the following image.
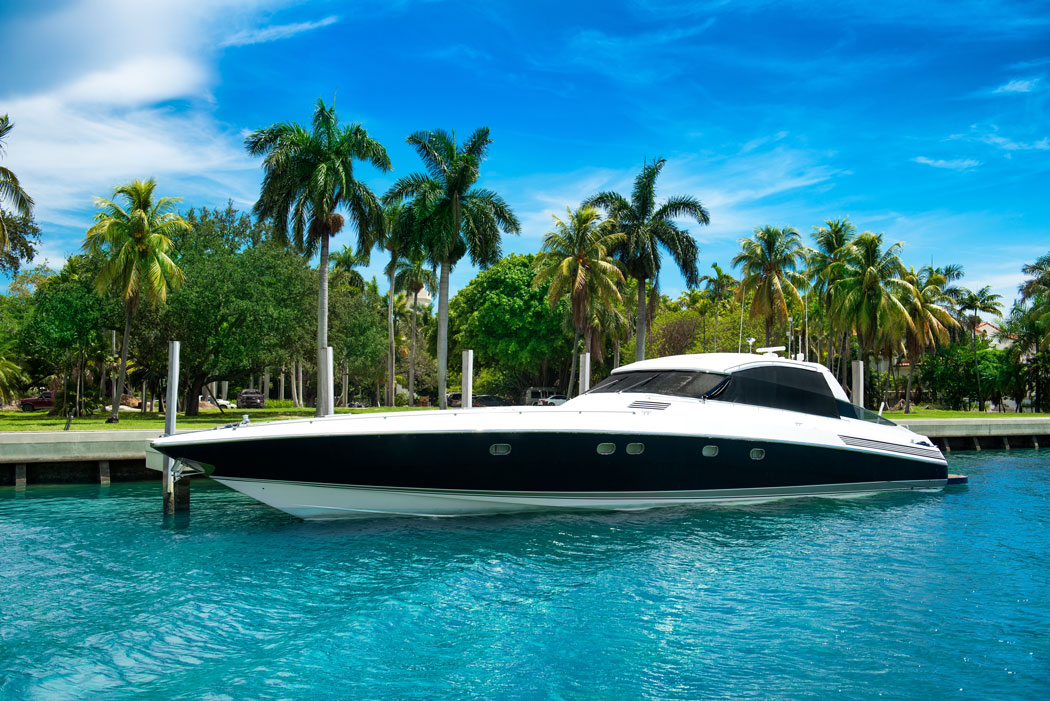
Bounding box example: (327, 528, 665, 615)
(901, 418, 1050, 451)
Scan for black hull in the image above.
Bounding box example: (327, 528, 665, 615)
(155, 431, 947, 493)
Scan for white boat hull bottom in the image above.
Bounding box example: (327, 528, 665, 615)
(215, 477, 947, 520)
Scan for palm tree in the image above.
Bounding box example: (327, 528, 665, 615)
(901, 266, 958, 412)
(829, 232, 913, 359)
(533, 206, 625, 396)
(699, 262, 737, 352)
(809, 217, 857, 373)
(245, 98, 391, 416)
(394, 252, 436, 405)
(1020, 253, 1050, 302)
(384, 127, 520, 409)
(83, 179, 188, 423)
(0, 114, 35, 252)
(960, 285, 1004, 411)
(363, 201, 417, 406)
(584, 158, 708, 362)
(0, 337, 28, 405)
(732, 226, 806, 345)
(330, 244, 369, 290)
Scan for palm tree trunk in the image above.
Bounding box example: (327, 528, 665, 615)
(437, 258, 451, 410)
(316, 232, 330, 417)
(410, 291, 418, 406)
(108, 307, 132, 423)
(567, 330, 581, 398)
(387, 260, 396, 407)
(635, 277, 647, 362)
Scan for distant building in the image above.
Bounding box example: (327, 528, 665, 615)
(975, 320, 1010, 350)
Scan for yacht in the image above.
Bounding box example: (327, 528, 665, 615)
(150, 353, 948, 519)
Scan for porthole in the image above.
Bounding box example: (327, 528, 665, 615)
(702, 445, 719, 458)
(489, 443, 511, 456)
(626, 443, 644, 455)
(596, 442, 616, 455)
(750, 448, 766, 461)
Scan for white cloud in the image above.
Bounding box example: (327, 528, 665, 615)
(221, 15, 339, 47)
(991, 77, 1042, 94)
(1008, 57, 1050, 69)
(911, 156, 980, 170)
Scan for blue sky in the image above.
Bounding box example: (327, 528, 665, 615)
(3, 0, 1048, 307)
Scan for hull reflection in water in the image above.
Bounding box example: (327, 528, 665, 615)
(152, 353, 949, 520)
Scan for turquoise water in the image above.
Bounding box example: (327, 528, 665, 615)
(2, 451, 1048, 699)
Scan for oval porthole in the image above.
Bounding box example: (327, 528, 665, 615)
(597, 442, 616, 455)
(626, 443, 644, 455)
(702, 445, 719, 458)
(750, 448, 766, 461)
(490, 443, 511, 456)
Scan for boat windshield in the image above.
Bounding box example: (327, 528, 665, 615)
(586, 371, 729, 399)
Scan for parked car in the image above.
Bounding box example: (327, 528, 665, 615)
(19, 391, 54, 412)
(200, 395, 233, 409)
(538, 394, 568, 406)
(473, 394, 510, 407)
(446, 392, 462, 407)
(522, 386, 558, 405)
(236, 389, 266, 409)
(348, 401, 365, 409)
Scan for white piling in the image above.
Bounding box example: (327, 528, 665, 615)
(579, 352, 591, 394)
(851, 359, 864, 408)
(462, 350, 474, 409)
(163, 340, 180, 514)
(324, 347, 335, 416)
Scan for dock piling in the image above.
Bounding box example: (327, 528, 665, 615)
(15, 463, 26, 489)
(162, 340, 187, 515)
(462, 350, 473, 408)
(99, 460, 110, 485)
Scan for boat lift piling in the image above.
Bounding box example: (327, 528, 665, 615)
(462, 350, 473, 408)
(162, 340, 189, 514)
(579, 353, 591, 395)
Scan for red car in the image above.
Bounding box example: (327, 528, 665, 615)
(19, 391, 54, 412)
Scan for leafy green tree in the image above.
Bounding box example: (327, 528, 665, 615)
(449, 254, 570, 395)
(395, 252, 436, 405)
(0, 211, 39, 275)
(385, 127, 520, 409)
(0, 337, 28, 405)
(0, 114, 35, 252)
(163, 207, 312, 415)
(245, 98, 391, 415)
(19, 258, 112, 415)
(733, 225, 806, 345)
(83, 179, 188, 423)
(960, 285, 1004, 410)
(533, 206, 624, 395)
(584, 158, 708, 362)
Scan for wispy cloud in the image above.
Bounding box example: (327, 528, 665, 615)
(1009, 57, 1050, 69)
(950, 125, 1050, 152)
(560, 19, 717, 82)
(991, 77, 1043, 94)
(221, 15, 339, 48)
(911, 156, 980, 170)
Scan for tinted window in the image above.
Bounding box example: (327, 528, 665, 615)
(711, 366, 839, 418)
(836, 399, 897, 426)
(587, 371, 728, 399)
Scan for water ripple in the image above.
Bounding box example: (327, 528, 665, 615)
(2, 450, 1049, 698)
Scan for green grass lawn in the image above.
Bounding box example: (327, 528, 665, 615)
(882, 409, 1050, 420)
(0, 405, 430, 432)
